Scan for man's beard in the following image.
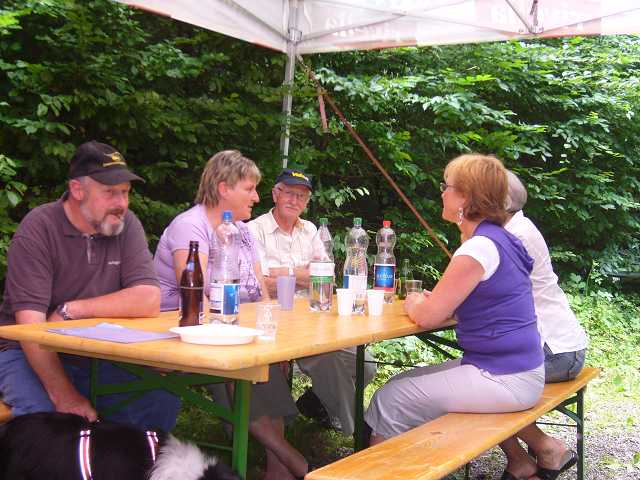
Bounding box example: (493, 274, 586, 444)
(80, 202, 125, 236)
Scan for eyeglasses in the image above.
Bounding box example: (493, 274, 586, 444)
(439, 182, 455, 192)
(276, 187, 310, 202)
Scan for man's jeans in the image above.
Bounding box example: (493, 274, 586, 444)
(543, 344, 586, 383)
(0, 348, 180, 432)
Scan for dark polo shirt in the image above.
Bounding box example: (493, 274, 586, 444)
(0, 195, 159, 350)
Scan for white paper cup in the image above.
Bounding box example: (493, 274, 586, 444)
(336, 288, 354, 316)
(256, 303, 279, 341)
(366, 289, 385, 316)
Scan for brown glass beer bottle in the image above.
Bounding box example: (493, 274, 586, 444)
(179, 241, 204, 327)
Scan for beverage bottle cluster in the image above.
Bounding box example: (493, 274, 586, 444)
(179, 240, 204, 326)
(343, 217, 369, 314)
(309, 218, 335, 311)
(209, 211, 240, 324)
(373, 220, 396, 303)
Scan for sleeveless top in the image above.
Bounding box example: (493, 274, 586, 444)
(455, 221, 543, 374)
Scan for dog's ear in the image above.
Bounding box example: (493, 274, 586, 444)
(203, 461, 242, 480)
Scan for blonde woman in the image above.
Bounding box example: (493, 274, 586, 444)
(154, 150, 308, 480)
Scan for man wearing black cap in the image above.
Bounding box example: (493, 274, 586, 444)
(248, 168, 376, 437)
(0, 141, 180, 432)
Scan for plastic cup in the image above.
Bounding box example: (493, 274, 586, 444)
(405, 279, 423, 294)
(256, 303, 278, 341)
(336, 288, 354, 316)
(366, 289, 385, 316)
(276, 275, 296, 310)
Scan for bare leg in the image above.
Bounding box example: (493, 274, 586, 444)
(250, 415, 308, 478)
(370, 433, 386, 446)
(499, 436, 538, 479)
(263, 448, 296, 480)
(518, 424, 570, 471)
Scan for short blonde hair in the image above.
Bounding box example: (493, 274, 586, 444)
(444, 153, 508, 226)
(195, 150, 261, 207)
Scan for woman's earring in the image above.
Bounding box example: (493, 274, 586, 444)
(457, 207, 464, 226)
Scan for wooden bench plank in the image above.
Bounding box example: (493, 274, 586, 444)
(0, 401, 12, 424)
(307, 367, 600, 480)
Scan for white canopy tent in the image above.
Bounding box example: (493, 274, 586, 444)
(116, 0, 640, 257)
(118, 0, 640, 165)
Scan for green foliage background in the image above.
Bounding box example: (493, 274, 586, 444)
(1, 0, 639, 288)
(2, 3, 639, 475)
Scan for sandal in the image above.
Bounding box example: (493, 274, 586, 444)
(536, 450, 578, 480)
(500, 471, 523, 480)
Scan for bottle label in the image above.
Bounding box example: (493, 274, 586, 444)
(310, 262, 334, 277)
(179, 286, 205, 325)
(343, 275, 367, 295)
(374, 264, 396, 292)
(210, 283, 239, 315)
(311, 276, 333, 286)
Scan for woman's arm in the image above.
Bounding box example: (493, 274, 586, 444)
(404, 255, 485, 329)
(172, 250, 209, 285)
(254, 262, 271, 301)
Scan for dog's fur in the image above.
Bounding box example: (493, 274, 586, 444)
(0, 412, 240, 480)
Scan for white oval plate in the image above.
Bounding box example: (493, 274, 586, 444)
(169, 324, 263, 345)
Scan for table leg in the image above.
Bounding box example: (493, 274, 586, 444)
(90, 359, 98, 408)
(354, 344, 365, 451)
(231, 379, 251, 479)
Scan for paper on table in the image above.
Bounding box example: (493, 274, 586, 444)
(48, 322, 178, 343)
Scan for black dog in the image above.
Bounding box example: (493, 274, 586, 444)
(0, 412, 240, 480)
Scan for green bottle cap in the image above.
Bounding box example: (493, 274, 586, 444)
(354, 217, 362, 227)
(320, 217, 328, 225)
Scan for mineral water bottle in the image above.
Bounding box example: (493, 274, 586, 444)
(373, 220, 396, 304)
(309, 218, 334, 312)
(343, 217, 369, 314)
(209, 211, 240, 324)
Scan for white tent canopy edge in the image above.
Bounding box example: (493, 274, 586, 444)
(117, 0, 640, 165)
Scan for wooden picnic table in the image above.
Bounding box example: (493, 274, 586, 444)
(0, 297, 454, 479)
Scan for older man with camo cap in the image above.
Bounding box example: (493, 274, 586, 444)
(248, 168, 377, 436)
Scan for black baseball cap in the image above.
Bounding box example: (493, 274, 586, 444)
(275, 168, 313, 191)
(69, 141, 144, 185)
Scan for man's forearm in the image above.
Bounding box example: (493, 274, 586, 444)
(293, 266, 310, 289)
(21, 341, 80, 406)
(264, 276, 278, 299)
(66, 284, 160, 319)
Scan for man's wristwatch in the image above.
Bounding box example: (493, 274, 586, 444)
(56, 303, 73, 320)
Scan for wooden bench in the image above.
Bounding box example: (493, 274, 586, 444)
(0, 400, 12, 424)
(307, 367, 600, 480)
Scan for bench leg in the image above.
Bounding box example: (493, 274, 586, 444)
(543, 386, 587, 480)
(354, 344, 366, 451)
(577, 387, 585, 480)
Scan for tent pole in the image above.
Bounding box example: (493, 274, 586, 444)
(280, 0, 301, 168)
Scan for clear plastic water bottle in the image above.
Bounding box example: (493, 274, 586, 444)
(373, 220, 396, 304)
(209, 211, 240, 324)
(309, 218, 334, 312)
(343, 217, 369, 314)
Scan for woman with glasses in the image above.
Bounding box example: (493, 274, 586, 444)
(365, 154, 545, 460)
(154, 150, 309, 480)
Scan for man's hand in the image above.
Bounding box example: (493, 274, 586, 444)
(268, 267, 291, 277)
(52, 388, 98, 422)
